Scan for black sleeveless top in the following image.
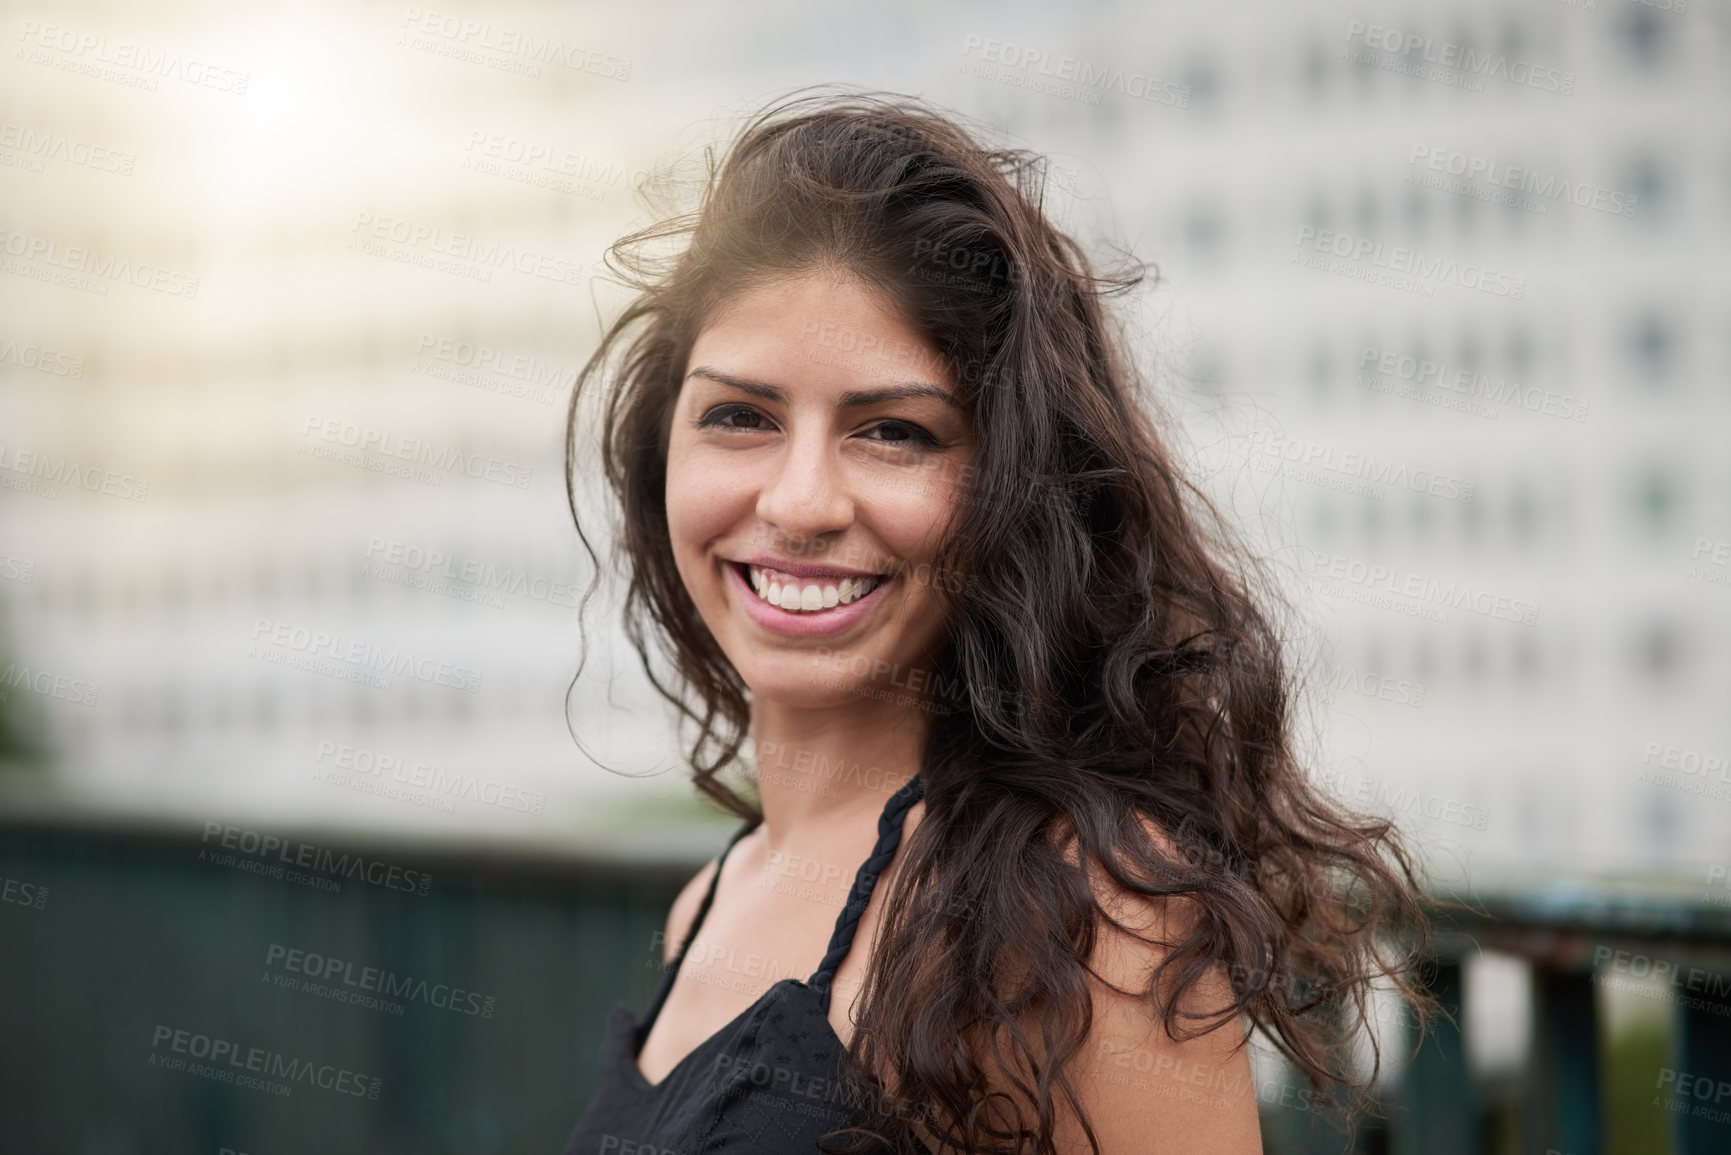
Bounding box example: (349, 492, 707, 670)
(561, 775, 927, 1155)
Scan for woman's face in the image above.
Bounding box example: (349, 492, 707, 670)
(665, 267, 974, 710)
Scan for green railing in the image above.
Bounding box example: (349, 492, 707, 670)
(1405, 880, 1731, 1155)
(4, 815, 1729, 1154)
(0, 812, 701, 1155)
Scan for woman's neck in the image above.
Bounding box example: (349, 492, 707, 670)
(747, 694, 930, 848)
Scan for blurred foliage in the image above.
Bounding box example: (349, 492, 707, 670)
(0, 632, 53, 774)
(1605, 1009, 1671, 1155)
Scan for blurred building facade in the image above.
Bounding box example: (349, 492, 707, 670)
(0, 0, 1725, 888)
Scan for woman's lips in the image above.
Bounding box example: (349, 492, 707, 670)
(723, 560, 893, 638)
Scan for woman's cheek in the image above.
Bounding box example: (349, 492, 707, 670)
(668, 445, 741, 536)
(875, 466, 965, 556)
(664, 451, 742, 606)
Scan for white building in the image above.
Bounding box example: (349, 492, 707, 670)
(0, 0, 1723, 887)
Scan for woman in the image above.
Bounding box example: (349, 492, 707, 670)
(560, 92, 1431, 1155)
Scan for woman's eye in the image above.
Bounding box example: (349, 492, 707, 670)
(866, 420, 940, 448)
(697, 404, 770, 431)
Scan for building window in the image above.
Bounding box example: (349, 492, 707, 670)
(1180, 55, 1221, 109)
(1626, 155, 1673, 226)
(1617, 7, 1667, 70)
(1630, 464, 1682, 535)
(1307, 344, 1332, 403)
(1183, 203, 1223, 257)
(1301, 40, 1328, 99)
(1632, 618, 1684, 679)
(1408, 491, 1435, 542)
(1509, 480, 1539, 546)
(1354, 185, 1379, 237)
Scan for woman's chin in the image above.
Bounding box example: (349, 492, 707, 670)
(742, 678, 866, 712)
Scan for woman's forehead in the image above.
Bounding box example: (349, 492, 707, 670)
(688, 272, 957, 394)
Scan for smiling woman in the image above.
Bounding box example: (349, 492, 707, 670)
(559, 91, 1434, 1155)
(670, 273, 971, 676)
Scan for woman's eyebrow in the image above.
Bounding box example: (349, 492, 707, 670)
(686, 366, 959, 409)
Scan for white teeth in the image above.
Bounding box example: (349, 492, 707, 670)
(743, 565, 881, 613)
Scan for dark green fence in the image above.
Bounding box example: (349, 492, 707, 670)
(0, 815, 702, 1155)
(1410, 885, 1731, 1155)
(6, 816, 1731, 1154)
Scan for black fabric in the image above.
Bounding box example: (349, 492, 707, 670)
(562, 775, 927, 1155)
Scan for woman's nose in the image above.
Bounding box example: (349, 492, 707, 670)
(754, 430, 854, 540)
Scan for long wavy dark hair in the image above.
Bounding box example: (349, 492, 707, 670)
(564, 89, 1434, 1154)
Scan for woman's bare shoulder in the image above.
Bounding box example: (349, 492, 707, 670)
(1045, 814, 1261, 1153)
(660, 851, 725, 964)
